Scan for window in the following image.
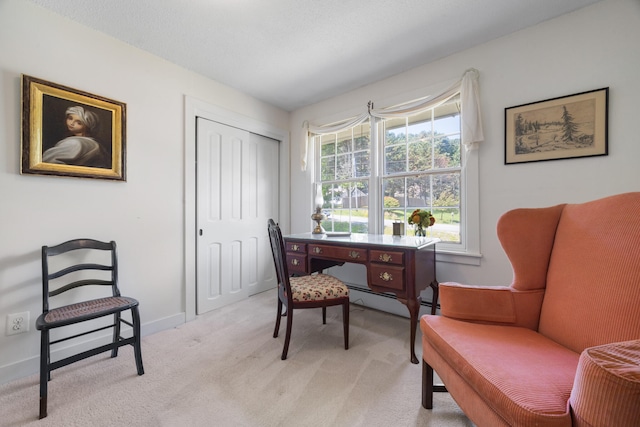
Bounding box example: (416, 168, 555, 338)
(318, 121, 371, 233)
(382, 96, 462, 244)
(313, 71, 481, 262)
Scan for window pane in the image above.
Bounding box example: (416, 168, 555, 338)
(432, 172, 460, 243)
(408, 139, 432, 172)
(354, 151, 370, 178)
(406, 176, 431, 207)
(323, 181, 368, 233)
(336, 153, 352, 180)
(354, 122, 370, 151)
(383, 177, 405, 205)
(385, 117, 406, 145)
(433, 96, 460, 134)
(382, 178, 405, 235)
(407, 118, 431, 144)
(385, 145, 406, 174)
(320, 135, 336, 156)
(434, 135, 461, 168)
(321, 156, 335, 181)
(336, 129, 351, 154)
(434, 114, 460, 136)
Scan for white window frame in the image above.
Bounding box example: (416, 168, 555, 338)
(315, 120, 480, 266)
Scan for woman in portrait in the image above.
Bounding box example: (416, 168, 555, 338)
(42, 105, 109, 168)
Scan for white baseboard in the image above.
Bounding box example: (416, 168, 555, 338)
(348, 286, 437, 319)
(0, 312, 185, 386)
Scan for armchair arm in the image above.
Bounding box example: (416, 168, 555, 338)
(570, 340, 640, 427)
(439, 282, 545, 330)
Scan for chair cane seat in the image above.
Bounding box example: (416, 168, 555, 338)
(38, 296, 139, 328)
(289, 274, 349, 302)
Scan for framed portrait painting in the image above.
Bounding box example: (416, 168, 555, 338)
(21, 75, 126, 180)
(505, 88, 608, 165)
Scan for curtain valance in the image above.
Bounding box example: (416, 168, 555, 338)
(300, 68, 484, 171)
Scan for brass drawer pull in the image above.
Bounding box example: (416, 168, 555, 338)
(292, 244, 300, 251)
(349, 251, 360, 259)
(379, 272, 393, 282)
(291, 259, 300, 266)
(313, 247, 323, 254)
(379, 253, 392, 262)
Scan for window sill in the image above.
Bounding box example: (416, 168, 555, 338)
(436, 250, 482, 266)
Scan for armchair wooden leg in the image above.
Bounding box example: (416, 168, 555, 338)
(422, 359, 434, 409)
(322, 307, 327, 324)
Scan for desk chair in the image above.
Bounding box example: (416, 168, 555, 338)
(36, 239, 144, 418)
(267, 219, 350, 360)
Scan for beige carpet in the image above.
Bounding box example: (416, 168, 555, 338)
(0, 289, 473, 427)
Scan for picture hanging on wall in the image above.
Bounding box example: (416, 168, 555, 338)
(504, 87, 608, 165)
(21, 74, 126, 180)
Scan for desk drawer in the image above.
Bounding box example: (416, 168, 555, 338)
(369, 264, 405, 291)
(286, 242, 307, 254)
(287, 254, 307, 275)
(369, 249, 404, 265)
(308, 244, 367, 262)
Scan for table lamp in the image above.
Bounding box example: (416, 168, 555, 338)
(311, 184, 326, 234)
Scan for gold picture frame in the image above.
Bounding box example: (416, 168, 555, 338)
(21, 75, 126, 180)
(505, 88, 608, 165)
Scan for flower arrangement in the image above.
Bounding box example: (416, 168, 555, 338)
(407, 209, 435, 236)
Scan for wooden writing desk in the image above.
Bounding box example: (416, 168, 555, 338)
(283, 232, 439, 364)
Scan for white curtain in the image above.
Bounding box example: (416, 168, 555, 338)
(300, 68, 484, 171)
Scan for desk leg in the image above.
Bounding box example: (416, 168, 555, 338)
(429, 280, 439, 315)
(399, 295, 421, 364)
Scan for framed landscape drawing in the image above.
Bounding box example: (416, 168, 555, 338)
(505, 88, 608, 165)
(21, 75, 126, 180)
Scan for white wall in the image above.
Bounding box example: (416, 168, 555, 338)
(289, 0, 640, 313)
(0, 0, 289, 384)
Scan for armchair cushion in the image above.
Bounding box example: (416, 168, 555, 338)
(569, 340, 640, 427)
(422, 315, 580, 427)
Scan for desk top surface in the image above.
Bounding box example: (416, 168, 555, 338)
(285, 232, 439, 250)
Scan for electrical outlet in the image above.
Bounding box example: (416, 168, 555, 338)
(6, 312, 30, 336)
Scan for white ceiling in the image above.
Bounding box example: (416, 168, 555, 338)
(28, 0, 600, 112)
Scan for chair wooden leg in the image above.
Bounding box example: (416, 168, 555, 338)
(111, 312, 121, 358)
(39, 329, 49, 419)
(273, 298, 283, 338)
(322, 307, 327, 324)
(281, 307, 293, 360)
(422, 359, 434, 409)
(342, 300, 349, 350)
(131, 307, 144, 375)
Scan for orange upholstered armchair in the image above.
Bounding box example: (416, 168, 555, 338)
(421, 192, 640, 427)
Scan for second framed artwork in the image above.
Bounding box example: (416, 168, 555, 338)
(505, 87, 608, 165)
(21, 75, 126, 180)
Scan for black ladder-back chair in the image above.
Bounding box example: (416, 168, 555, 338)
(36, 239, 144, 419)
(267, 219, 350, 360)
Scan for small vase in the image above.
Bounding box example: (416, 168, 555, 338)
(415, 226, 426, 237)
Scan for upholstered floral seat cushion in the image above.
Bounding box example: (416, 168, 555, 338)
(289, 274, 349, 302)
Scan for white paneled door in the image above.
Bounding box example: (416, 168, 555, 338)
(196, 118, 279, 314)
